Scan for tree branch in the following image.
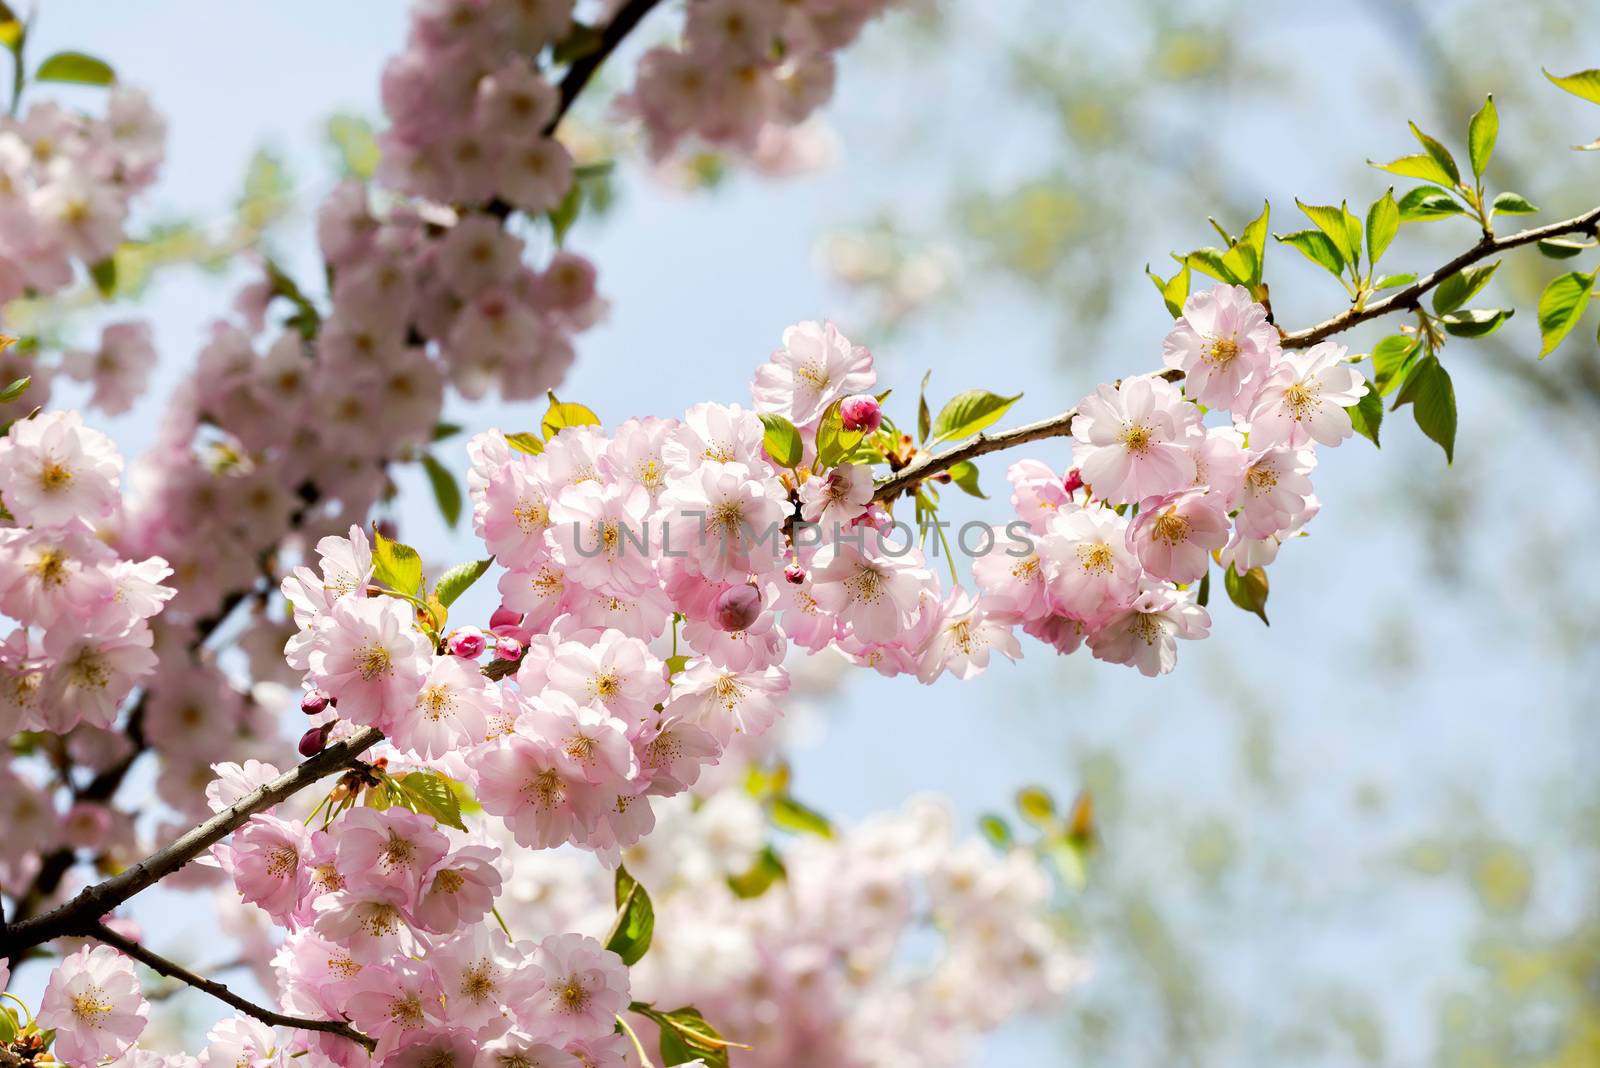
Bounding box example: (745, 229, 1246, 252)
(550, 0, 666, 130)
(875, 205, 1600, 502)
(85, 923, 374, 1051)
(0, 727, 383, 961)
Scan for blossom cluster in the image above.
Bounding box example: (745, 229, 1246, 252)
(498, 785, 1081, 1068)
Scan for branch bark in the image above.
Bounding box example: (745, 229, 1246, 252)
(0, 727, 383, 961)
(875, 204, 1600, 502)
(86, 923, 374, 1051)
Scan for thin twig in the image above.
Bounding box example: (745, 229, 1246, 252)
(86, 924, 374, 1051)
(0, 727, 383, 961)
(874, 204, 1600, 502)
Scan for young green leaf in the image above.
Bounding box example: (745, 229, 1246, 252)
(431, 422, 463, 442)
(505, 431, 544, 455)
(1537, 270, 1597, 357)
(1016, 785, 1055, 827)
(1275, 229, 1344, 276)
(434, 558, 492, 608)
(1396, 187, 1465, 222)
(1237, 200, 1270, 286)
(1536, 237, 1592, 259)
(0, 375, 29, 403)
(771, 796, 835, 838)
(1146, 261, 1191, 318)
(1347, 380, 1382, 447)
(1365, 189, 1399, 267)
(930, 389, 1021, 444)
(1544, 67, 1600, 106)
(1369, 153, 1455, 189)
(35, 50, 115, 86)
(1490, 191, 1538, 216)
(632, 1003, 742, 1068)
(1431, 261, 1499, 315)
(814, 397, 863, 468)
(978, 813, 1014, 850)
(547, 182, 581, 245)
(541, 391, 601, 439)
(757, 413, 802, 469)
(1182, 248, 1245, 287)
(1224, 564, 1270, 625)
(89, 257, 117, 298)
(726, 845, 787, 899)
(916, 369, 932, 444)
(420, 453, 462, 528)
(372, 526, 424, 597)
(1393, 354, 1458, 463)
(398, 771, 467, 831)
(1467, 94, 1497, 178)
(947, 460, 986, 498)
(605, 865, 655, 966)
(1371, 335, 1421, 396)
(1408, 121, 1460, 185)
(1439, 308, 1512, 338)
(1373, 272, 1418, 289)
(1295, 200, 1358, 268)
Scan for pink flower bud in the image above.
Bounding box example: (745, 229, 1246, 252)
(839, 393, 882, 433)
(495, 635, 524, 662)
(298, 723, 332, 758)
(1062, 468, 1084, 495)
(784, 564, 807, 585)
(489, 606, 524, 636)
(447, 626, 486, 659)
(299, 689, 330, 715)
(713, 584, 763, 632)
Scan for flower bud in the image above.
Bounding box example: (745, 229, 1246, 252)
(298, 723, 332, 758)
(784, 564, 806, 585)
(713, 584, 763, 632)
(495, 635, 524, 662)
(839, 393, 882, 433)
(299, 689, 330, 715)
(489, 605, 524, 636)
(447, 626, 486, 659)
(1062, 468, 1085, 495)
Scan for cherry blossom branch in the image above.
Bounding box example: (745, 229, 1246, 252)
(875, 203, 1600, 503)
(1280, 202, 1600, 348)
(85, 922, 375, 1051)
(0, 727, 383, 961)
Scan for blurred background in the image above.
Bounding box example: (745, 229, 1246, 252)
(14, 0, 1600, 1064)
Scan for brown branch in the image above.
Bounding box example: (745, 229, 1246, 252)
(0, 727, 383, 961)
(86, 923, 374, 1051)
(1280, 203, 1600, 349)
(875, 205, 1600, 502)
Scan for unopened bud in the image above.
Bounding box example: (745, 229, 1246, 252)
(298, 723, 333, 758)
(447, 626, 486, 659)
(784, 564, 806, 585)
(839, 394, 882, 433)
(495, 635, 524, 662)
(489, 605, 524, 636)
(1062, 468, 1084, 495)
(300, 689, 330, 715)
(713, 584, 763, 632)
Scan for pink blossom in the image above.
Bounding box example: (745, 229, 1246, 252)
(335, 807, 451, 901)
(1235, 447, 1317, 540)
(917, 589, 1022, 683)
(1247, 340, 1368, 448)
(37, 944, 149, 1067)
(809, 538, 934, 644)
(229, 813, 311, 925)
(548, 480, 657, 596)
(666, 658, 789, 744)
(542, 629, 668, 726)
(0, 409, 122, 528)
(798, 462, 873, 527)
(751, 320, 876, 429)
(1038, 508, 1140, 627)
(415, 844, 502, 934)
(523, 933, 630, 1044)
(63, 320, 158, 416)
(344, 958, 445, 1059)
(1071, 374, 1200, 505)
(658, 461, 790, 580)
(305, 595, 432, 731)
(432, 926, 539, 1036)
(1006, 459, 1074, 531)
(391, 654, 499, 758)
(1125, 489, 1230, 584)
(476, 732, 603, 850)
(38, 620, 157, 731)
(970, 527, 1049, 623)
(1087, 584, 1211, 677)
(1162, 285, 1278, 412)
(483, 1032, 582, 1068)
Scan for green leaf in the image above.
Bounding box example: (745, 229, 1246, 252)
(435, 558, 492, 608)
(1276, 228, 1344, 275)
(947, 460, 986, 498)
(1396, 187, 1465, 222)
(0, 3, 22, 53)
(727, 845, 786, 899)
(930, 389, 1021, 445)
(547, 181, 581, 245)
(541, 391, 601, 439)
(1468, 94, 1497, 178)
(1371, 335, 1421, 396)
(398, 771, 467, 831)
(1016, 785, 1055, 827)
(1365, 189, 1399, 268)
(1347, 380, 1382, 447)
(916, 369, 932, 444)
(325, 114, 380, 181)
(431, 422, 463, 442)
(1236, 200, 1270, 287)
(814, 397, 864, 469)
(1370, 152, 1455, 188)
(0, 375, 29, 403)
(1224, 563, 1270, 625)
(89, 257, 117, 298)
(420, 453, 462, 528)
(1440, 308, 1513, 338)
(1432, 261, 1499, 315)
(1146, 261, 1190, 318)
(505, 431, 544, 455)
(1537, 237, 1592, 259)
(606, 865, 655, 966)
(1544, 67, 1600, 106)
(1537, 270, 1597, 357)
(0, 1004, 16, 1045)
(771, 796, 834, 837)
(757, 413, 802, 470)
(1408, 121, 1460, 185)
(1182, 247, 1245, 287)
(372, 525, 424, 597)
(978, 813, 1013, 849)
(35, 50, 115, 86)
(1490, 191, 1538, 216)
(1295, 199, 1358, 269)
(633, 1003, 739, 1068)
(1393, 355, 1457, 463)
(1373, 272, 1417, 289)
(1196, 570, 1210, 607)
